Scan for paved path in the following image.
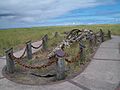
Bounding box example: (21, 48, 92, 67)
(0, 36, 120, 90)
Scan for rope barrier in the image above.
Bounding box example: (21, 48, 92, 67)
(12, 47, 27, 60)
(31, 43, 43, 49)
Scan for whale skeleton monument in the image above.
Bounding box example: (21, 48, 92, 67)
(48, 29, 100, 58)
(3, 28, 111, 84)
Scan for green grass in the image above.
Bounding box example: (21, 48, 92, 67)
(64, 42, 79, 58)
(0, 24, 120, 56)
(47, 35, 65, 48)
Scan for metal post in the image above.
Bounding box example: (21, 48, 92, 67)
(26, 41, 32, 59)
(5, 48, 15, 73)
(55, 49, 65, 80)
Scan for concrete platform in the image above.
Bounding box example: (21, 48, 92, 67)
(72, 60, 120, 90)
(0, 35, 120, 90)
(100, 40, 119, 48)
(0, 78, 82, 90)
(0, 59, 5, 78)
(93, 48, 120, 60)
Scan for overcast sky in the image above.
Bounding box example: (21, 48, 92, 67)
(0, 0, 120, 29)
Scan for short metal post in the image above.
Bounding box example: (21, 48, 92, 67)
(55, 49, 65, 80)
(108, 30, 111, 39)
(5, 48, 15, 73)
(26, 41, 32, 59)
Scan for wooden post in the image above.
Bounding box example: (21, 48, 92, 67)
(55, 49, 65, 80)
(100, 29, 104, 42)
(26, 41, 32, 59)
(5, 48, 15, 73)
(42, 36, 47, 50)
(79, 41, 86, 64)
(108, 30, 111, 39)
(119, 43, 120, 54)
(44, 34, 48, 42)
(54, 32, 58, 38)
(87, 33, 94, 52)
(102, 32, 104, 42)
(94, 34, 97, 46)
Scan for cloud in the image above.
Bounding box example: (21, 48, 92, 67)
(0, 0, 116, 22)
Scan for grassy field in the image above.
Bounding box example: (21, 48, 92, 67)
(0, 24, 120, 56)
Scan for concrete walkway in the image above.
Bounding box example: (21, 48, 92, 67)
(0, 36, 120, 90)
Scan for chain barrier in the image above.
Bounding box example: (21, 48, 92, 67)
(64, 30, 106, 64)
(9, 52, 56, 69)
(7, 29, 110, 70)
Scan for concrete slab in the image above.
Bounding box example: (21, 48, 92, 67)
(72, 60, 120, 90)
(111, 36, 120, 42)
(101, 36, 120, 48)
(0, 59, 5, 78)
(100, 41, 119, 48)
(73, 75, 117, 90)
(94, 48, 120, 60)
(0, 78, 83, 90)
(13, 40, 42, 58)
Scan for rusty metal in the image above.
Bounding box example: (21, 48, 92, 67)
(9, 52, 56, 69)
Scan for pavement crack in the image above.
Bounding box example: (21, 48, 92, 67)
(100, 47, 119, 49)
(93, 58, 120, 61)
(67, 79, 90, 90)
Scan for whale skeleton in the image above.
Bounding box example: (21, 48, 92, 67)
(47, 29, 96, 58)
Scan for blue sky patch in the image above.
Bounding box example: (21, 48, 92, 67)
(0, 0, 120, 29)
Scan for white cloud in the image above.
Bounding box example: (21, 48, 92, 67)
(0, 0, 116, 22)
